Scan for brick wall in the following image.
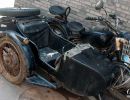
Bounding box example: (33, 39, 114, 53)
(15, 0, 130, 31)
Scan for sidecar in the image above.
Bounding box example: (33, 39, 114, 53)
(0, 8, 117, 96)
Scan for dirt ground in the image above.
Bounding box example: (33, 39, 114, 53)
(0, 76, 89, 100)
(1, 75, 127, 100)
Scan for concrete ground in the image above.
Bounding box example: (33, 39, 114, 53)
(0, 76, 85, 100)
(0, 75, 125, 100)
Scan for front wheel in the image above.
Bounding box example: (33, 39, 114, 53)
(0, 36, 28, 84)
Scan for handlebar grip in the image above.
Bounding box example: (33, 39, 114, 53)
(85, 17, 97, 20)
(85, 16, 103, 21)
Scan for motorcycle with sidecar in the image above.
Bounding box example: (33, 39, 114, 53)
(0, 7, 118, 98)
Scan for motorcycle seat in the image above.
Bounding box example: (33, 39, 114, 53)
(67, 21, 85, 33)
(49, 5, 66, 16)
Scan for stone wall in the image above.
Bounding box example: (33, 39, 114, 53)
(15, 0, 130, 31)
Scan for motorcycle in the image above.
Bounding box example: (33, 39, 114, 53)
(0, 7, 117, 99)
(48, 0, 130, 99)
(85, 0, 130, 99)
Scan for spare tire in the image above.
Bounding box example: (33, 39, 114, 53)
(0, 8, 40, 17)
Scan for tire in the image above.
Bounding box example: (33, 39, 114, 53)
(50, 23, 69, 39)
(0, 8, 40, 17)
(0, 36, 28, 84)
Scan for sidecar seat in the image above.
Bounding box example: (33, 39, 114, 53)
(17, 19, 74, 66)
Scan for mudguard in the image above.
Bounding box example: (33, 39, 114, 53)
(0, 30, 35, 71)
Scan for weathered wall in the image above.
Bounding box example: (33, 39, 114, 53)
(15, 0, 130, 31)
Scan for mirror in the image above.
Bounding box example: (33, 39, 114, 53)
(95, 0, 104, 10)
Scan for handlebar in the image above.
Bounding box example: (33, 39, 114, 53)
(85, 16, 119, 35)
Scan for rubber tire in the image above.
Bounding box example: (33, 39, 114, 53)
(0, 36, 28, 84)
(0, 8, 40, 17)
(50, 23, 69, 39)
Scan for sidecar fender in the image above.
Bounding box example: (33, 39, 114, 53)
(1, 30, 35, 71)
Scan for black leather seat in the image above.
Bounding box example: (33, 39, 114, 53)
(67, 21, 85, 33)
(49, 5, 66, 16)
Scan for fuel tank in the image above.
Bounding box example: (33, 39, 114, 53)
(88, 31, 114, 49)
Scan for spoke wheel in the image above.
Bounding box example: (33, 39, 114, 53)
(0, 36, 28, 84)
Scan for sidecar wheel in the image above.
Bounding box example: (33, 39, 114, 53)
(0, 36, 28, 84)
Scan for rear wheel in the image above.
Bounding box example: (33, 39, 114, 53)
(50, 23, 69, 39)
(0, 36, 28, 84)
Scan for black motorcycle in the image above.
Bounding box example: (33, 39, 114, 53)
(0, 7, 118, 98)
(48, 0, 130, 99)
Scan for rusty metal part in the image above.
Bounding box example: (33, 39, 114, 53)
(23, 38, 29, 45)
(0, 36, 28, 84)
(16, 34, 29, 45)
(115, 38, 128, 51)
(0, 42, 20, 76)
(0, 32, 6, 38)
